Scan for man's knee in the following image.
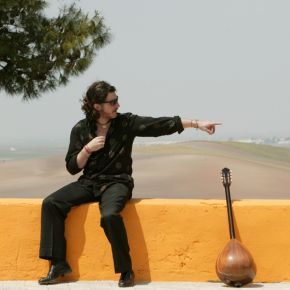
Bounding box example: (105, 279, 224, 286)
(42, 196, 54, 209)
(100, 213, 122, 228)
(41, 195, 68, 215)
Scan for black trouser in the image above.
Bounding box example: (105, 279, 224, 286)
(39, 181, 132, 273)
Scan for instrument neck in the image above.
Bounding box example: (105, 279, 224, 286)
(224, 185, 236, 239)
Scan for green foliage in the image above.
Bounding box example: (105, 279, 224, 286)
(0, 0, 111, 100)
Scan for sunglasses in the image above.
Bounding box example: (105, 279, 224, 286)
(102, 96, 119, 105)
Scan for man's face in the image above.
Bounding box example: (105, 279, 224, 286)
(95, 92, 120, 119)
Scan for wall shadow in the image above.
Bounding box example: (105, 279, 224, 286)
(232, 200, 241, 241)
(57, 198, 151, 282)
(232, 200, 257, 281)
(64, 203, 90, 281)
(122, 198, 151, 283)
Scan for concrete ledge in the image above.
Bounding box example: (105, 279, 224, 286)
(0, 198, 290, 282)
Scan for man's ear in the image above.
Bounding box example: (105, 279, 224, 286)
(93, 103, 101, 111)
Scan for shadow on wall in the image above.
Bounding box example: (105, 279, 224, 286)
(123, 200, 151, 282)
(65, 204, 90, 281)
(62, 200, 150, 282)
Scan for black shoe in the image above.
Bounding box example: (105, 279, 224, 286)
(38, 261, 72, 285)
(118, 270, 135, 287)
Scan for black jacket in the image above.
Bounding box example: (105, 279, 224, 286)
(65, 113, 184, 198)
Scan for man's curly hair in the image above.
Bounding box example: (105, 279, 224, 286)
(81, 81, 116, 123)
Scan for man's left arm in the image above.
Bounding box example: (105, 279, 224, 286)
(128, 114, 221, 137)
(128, 115, 184, 137)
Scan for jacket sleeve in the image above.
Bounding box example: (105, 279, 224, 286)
(65, 124, 83, 175)
(128, 114, 184, 137)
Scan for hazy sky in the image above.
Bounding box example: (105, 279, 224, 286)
(1, 0, 290, 145)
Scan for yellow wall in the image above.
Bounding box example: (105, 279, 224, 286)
(0, 198, 290, 282)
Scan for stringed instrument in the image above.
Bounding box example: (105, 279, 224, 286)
(215, 167, 256, 287)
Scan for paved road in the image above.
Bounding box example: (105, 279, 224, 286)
(0, 281, 290, 290)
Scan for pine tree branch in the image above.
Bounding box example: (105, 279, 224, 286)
(0, 0, 111, 99)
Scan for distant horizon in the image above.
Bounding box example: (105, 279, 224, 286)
(1, 138, 290, 164)
(0, 134, 289, 148)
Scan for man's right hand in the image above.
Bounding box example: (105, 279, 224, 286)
(87, 136, 106, 152)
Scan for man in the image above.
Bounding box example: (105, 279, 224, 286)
(38, 81, 221, 287)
